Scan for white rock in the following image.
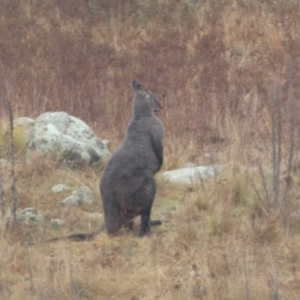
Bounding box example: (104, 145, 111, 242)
(161, 165, 222, 184)
(50, 218, 65, 228)
(51, 184, 71, 193)
(27, 112, 111, 167)
(16, 207, 44, 225)
(62, 186, 95, 206)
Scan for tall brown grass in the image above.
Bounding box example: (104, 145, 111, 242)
(2, 0, 299, 147)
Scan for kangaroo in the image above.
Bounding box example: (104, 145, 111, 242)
(100, 80, 164, 236)
(43, 81, 164, 243)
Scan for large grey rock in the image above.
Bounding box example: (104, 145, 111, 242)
(62, 186, 95, 206)
(26, 112, 111, 167)
(161, 165, 222, 184)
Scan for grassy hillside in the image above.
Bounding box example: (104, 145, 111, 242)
(1, 0, 300, 299)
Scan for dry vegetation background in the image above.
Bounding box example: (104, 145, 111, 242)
(1, 0, 300, 299)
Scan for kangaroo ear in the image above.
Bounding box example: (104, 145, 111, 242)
(132, 80, 149, 97)
(132, 80, 143, 91)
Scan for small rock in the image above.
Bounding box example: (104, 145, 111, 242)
(17, 207, 44, 225)
(51, 184, 71, 193)
(161, 165, 222, 184)
(50, 218, 65, 229)
(62, 195, 80, 206)
(62, 186, 95, 206)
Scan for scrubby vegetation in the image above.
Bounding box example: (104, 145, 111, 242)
(1, 0, 300, 299)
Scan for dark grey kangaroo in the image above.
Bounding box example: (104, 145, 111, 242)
(42, 81, 163, 243)
(100, 81, 164, 236)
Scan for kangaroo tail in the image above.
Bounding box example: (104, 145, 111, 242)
(45, 226, 105, 243)
(150, 220, 163, 226)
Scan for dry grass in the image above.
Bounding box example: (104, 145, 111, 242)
(1, 0, 300, 299)
(1, 162, 300, 299)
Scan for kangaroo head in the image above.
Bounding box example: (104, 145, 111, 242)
(132, 81, 162, 113)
